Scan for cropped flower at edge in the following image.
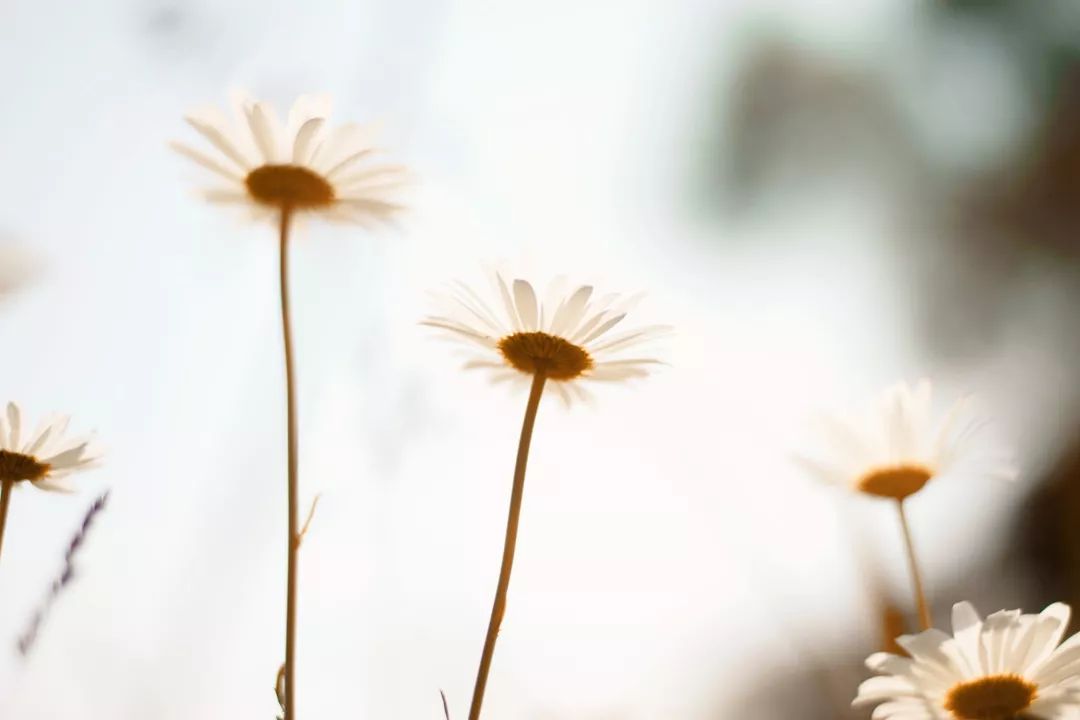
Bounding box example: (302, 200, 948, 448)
(856, 601, 1080, 719)
(0, 402, 99, 493)
(795, 379, 1015, 502)
(423, 271, 671, 405)
(171, 92, 406, 225)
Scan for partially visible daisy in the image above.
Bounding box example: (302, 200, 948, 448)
(856, 601, 1080, 719)
(796, 379, 1014, 502)
(172, 92, 406, 225)
(796, 380, 1014, 631)
(0, 402, 99, 493)
(0, 402, 100, 563)
(423, 270, 670, 406)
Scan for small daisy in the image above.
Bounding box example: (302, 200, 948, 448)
(423, 270, 670, 406)
(172, 92, 406, 225)
(797, 380, 1013, 631)
(797, 380, 1014, 502)
(856, 601, 1080, 719)
(0, 402, 99, 493)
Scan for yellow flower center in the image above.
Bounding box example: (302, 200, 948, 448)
(943, 674, 1037, 719)
(0, 449, 50, 483)
(855, 464, 933, 500)
(245, 165, 335, 208)
(497, 331, 593, 380)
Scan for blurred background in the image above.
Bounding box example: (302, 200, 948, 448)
(3, 0, 1080, 717)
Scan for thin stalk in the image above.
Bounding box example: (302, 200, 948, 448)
(468, 371, 547, 720)
(0, 479, 12, 562)
(896, 499, 932, 630)
(279, 206, 300, 719)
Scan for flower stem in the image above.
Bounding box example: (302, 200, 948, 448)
(468, 371, 547, 720)
(279, 206, 300, 719)
(0, 479, 13, 562)
(896, 500, 931, 630)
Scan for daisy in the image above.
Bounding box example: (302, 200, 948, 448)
(172, 92, 406, 225)
(174, 92, 408, 720)
(796, 379, 1013, 502)
(424, 269, 668, 720)
(423, 270, 670, 406)
(0, 402, 100, 560)
(796, 380, 1014, 631)
(856, 601, 1080, 719)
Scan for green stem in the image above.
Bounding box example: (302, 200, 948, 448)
(468, 371, 547, 720)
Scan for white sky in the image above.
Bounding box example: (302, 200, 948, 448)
(1, 0, 1079, 718)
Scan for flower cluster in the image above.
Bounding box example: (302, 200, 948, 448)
(3, 88, 1064, 720)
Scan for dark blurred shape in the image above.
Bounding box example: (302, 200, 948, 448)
(703, 1, 1080, 716)
(702, 37, 926, 225)
(143, 2, 185, 36)
(715, 653, 867, 720)
(1013, 435, 1080, 624)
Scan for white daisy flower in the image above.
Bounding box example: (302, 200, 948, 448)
(423, 270, 670, 405)
(796, 380, 1014, 501)
(172, 92, 406, 224)
(0, 402, 100, 493)
(856, 601, 1080, 719)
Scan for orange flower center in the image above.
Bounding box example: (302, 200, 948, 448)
(245, 165, 335, 208)
(0, 449, 50, 483)
(497, 332, 593, 380)
(855, 464, 933, 500)
(943, 674, 1037, 720)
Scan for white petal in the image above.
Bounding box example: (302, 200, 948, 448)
(494, 273, 523, 331)
(569, 309, 612, 344)
(184, 114, 253, 170)
(324, 148, 374, 180)
(292, 117, 325, 165)
(335, 164, 407, 189)
(6, 402, 20, 451)
(951, 602, 984, 676)
(512, 280, 539, 331)
(202, 189, 251, 205)
(550, 382, 573, 407)
(791, 455, 848, 486)
(41, 443, 90, 469)
(246, 102, 280, 164)
(31, 476, 75, 493)
(549, 285, 592, 337)
(170, 141, 244, 182)
(855, 675, 919, 704)
(334, 197, 402, 213)
(286, 93, 332, 137)
(588, 325, 672, 355)
(451, 282, 508, 336)
(580, 313, 626, 345)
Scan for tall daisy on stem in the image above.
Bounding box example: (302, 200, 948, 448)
(173, 92, 406, 719)
(424, 270, 669, 719)
(0, 402, 100, 562)
(797, 380, 1013, 630)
